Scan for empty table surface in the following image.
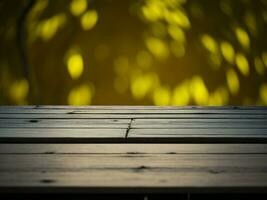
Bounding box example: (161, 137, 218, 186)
(0, 106, 267, 193)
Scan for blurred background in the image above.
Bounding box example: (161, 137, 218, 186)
(1, 0, 267, 105)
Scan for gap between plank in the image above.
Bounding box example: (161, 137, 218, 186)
(125, 118, 134, 138)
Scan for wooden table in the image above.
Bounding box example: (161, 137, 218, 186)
(0, 106, 267, 198)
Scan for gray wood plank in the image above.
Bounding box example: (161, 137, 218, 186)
(134, 118, 267, 123)
(132, 119, 267, 129)
(0, 152, 266, 192)
(0, 171, 266, 193)
(129, 129, 267, 135)
(1, 144, 267, 154)
(1, 113, 266, 119)
(1, 128, 266, 143)
(0, 106, 266, 193)
(128, 129, 267, 143)
(0, 119, 129, 128)
(0, 128, 127, 143)
(3, 118, 267, 129)
(1, 154, 267, 171)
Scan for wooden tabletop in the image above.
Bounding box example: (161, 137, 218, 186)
(0, 106, 267, 194)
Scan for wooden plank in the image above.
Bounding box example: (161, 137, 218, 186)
(73, 109, 267, 114)
(134, 118, 267, 123)
(1, 128, 266, 143)
(4, 118, 267, 129)
(0, 144, 267, 154)
(0, 128, 127, 143)
(1, 154, 267, 170)
(0, 153, 266, 192)
(128, 129, 267, 143)
(0, 128, 266, 143)
(0, 119, 129, 128)
(129, 129, 267, 135)
(1, 113, 266, 119)
(132, 119, 267, 129)
(0, 171, 266, 193)
(0, 106, 266, 193)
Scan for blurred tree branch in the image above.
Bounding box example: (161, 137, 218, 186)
(17, 0, 37, 104)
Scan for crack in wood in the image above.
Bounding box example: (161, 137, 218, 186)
(125, 118, 134, 138)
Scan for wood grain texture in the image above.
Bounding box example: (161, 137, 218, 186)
(2, 118, 267, 129)
(1, 113, 267, 119)
(132, 119, 267, 129)
(0, 119, 129, 128)
(1, 144, 267, 154)
(128, 129, 267, 143)
(0, 106, 267, 193)
(0, 128, 127, 143)
(0, 144, 267, 193)
(0, 106, 267, 142)
(1, 171, 267, 193)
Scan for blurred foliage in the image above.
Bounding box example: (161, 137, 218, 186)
(0, 0, 267, 105)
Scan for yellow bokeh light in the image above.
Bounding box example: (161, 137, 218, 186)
(254, 57, 265, 75)
(201, 35, 222, 69)
(80, 10, 98, 30)
(262, 52, 267, 67)
(165, 0, 186, 7)
(38, 14, 66, 41)
(235, 27, 250, 49)
(165, 9, 191, 29)
(145, 37, 169, 60)
(244, 12, 257, 36)
(168, 25, 185, 43)
(153, 86, 171, 106)
(208, 53, 222, 70)
(70, 0, 87, 16)
(172, 81, 190, 105)
(136, 51, 153, 69)
(131, 73, 158, 100)
(30, 0, 49, 18)
(220, 41, 235, 64)
(67, 53, 84, 79)
(141, 2, 164, 22)
(259, 84, 267, 105)
(208, 92, 222, 106)
(226, 69, 239, 95)
(208, 87, 229, 106)
(235, 53, 250, 76)
(201, 34, 218, 54)
(68, 84, 92, 105)
(189, 76, 209, 105)
(9, 79, 29, 104)
(4, 0, 266, 107)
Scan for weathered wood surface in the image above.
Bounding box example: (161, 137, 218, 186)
(1, 144, 267, 154)
(0, 106, 267, 193)
(0, 144, 267, 193)
(0, 129, 127, 143)
(0, 106, 267, 143)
